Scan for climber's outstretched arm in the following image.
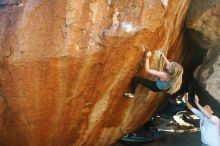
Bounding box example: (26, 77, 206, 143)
(160, 52, 170, 65)
(145, 51, 168, 79)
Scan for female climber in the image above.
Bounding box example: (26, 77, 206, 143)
(124, 47, 183, 98)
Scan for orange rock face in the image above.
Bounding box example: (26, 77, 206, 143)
(0, 0, 190, 146)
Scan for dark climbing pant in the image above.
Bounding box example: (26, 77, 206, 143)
(130, 76, 163, 94)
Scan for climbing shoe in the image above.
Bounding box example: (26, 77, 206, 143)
(124, 93, 135, 98)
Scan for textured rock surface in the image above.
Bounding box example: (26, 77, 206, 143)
(0, 0, 190, 146)
(193, 48, 220, 103)
(186, 0, 220, 48)
(186, 0, 220, 103)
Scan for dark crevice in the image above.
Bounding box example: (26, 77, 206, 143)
(182, 31, 220, 116)
(168, 30, 208, 99)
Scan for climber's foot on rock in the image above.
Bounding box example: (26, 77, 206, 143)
(124, 92, 135, 98)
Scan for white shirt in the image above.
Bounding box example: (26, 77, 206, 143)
(191, 108, 220, 146)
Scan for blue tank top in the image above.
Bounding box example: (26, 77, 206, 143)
(156, 79, 172, 90)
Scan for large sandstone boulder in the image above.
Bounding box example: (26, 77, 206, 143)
(0, 0, 190, 145)
(186, 0, 220, 104)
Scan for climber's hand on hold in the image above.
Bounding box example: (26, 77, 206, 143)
(158, 49, 170, 64)
(159, 50, 164, 56)
(142, 46, 147, 52)
(146, 51, 152, 58)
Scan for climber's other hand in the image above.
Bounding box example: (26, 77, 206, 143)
(158, 50, 164, 56)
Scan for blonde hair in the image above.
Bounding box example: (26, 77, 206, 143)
(167, 62, 183, 95)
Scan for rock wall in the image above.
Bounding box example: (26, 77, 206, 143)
(186, 0, 220, 104)
(0, 0, 190, 146)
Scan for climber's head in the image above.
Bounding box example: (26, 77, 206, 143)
(204, 105, 214, 115)
(166, 62, 173, 73)
(166, 62, 183, 77)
